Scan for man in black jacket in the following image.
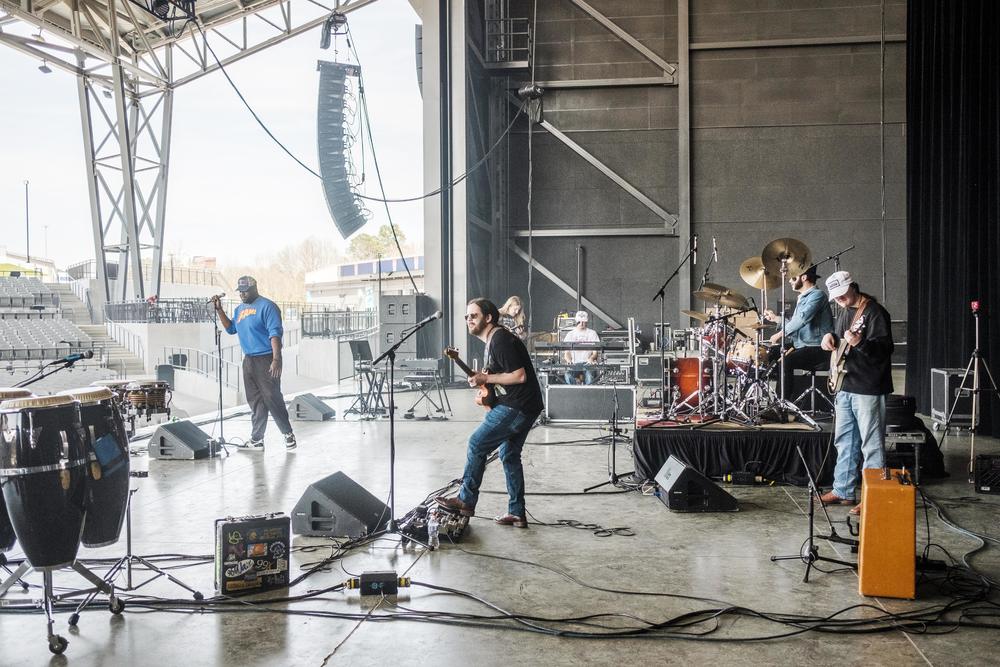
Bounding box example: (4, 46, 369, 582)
(819, 270, 894, 514)
(436, 298, 544, 528)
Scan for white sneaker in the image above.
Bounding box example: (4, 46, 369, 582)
(237, 438, 264, 451)
(283, 432, 297, 450)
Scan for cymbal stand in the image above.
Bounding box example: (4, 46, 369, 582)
(759, 258, 820, 430)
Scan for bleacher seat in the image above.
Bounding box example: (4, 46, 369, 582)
(0, 282, 91, 360)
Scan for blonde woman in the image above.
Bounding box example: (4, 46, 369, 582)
(498, 296, 527, 341)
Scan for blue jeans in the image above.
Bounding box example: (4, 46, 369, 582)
(832, 391, 886, 500)
(458, 404, 538, 517)
(564, 370, 595, 385)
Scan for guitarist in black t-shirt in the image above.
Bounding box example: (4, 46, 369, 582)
(818, 270, 894, 516)
(436, 298, 544, 528)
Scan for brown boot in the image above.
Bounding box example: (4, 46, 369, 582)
(434, 496, 475, 517)
(849, 503, 863, 516)
(494, 514, 528, 528)
(815, 490, 854, 505)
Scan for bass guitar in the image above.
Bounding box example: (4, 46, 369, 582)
(828, 314, 867, 394)
(444, 347, 497, 409)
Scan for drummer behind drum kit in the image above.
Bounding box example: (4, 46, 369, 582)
(654, 238, 820, 428)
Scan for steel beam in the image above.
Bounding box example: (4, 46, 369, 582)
(677, 0, 691, 318)
(537, 117, 677, 228)
(77, 58, 111, 302)
(565, 0, 676, 75)
(690, 34, 906, 51)
(510, 242, 621, 329)
(513, 227, 673, 237)
(524, 76, 675, 89)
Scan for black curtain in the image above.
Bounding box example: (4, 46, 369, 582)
(906, 0, 1000, 432)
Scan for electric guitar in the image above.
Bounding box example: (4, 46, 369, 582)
(444, 347, 497, 409)
(828, 314, 867, 393)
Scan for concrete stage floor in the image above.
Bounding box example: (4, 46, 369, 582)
(1, 386, 998, 666)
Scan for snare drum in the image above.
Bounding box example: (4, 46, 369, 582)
(700, 321, 736, 355)
(728, 339, 768, 373)
(0, 395, 88, 569)
(0, 389, 34, 552)
(61, 387, 131, 548)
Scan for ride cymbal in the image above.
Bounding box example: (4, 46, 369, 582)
(739, 256, 781, 290)
(761, 238, 812, 277)
(693, 290, 749, 309)
(681, 309, 711, 322)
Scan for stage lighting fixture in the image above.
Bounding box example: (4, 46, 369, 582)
(319, 12, 349, 49)
(38, 61, 52, 74)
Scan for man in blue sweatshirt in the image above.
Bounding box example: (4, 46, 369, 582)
(212, 276, 296, 450)
(763, 264, 835, 400)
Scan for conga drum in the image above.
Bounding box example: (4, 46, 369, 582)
(61, 387, 131, 548)
(91, 379, 132, 405)
(0, 388, 34, 552)
(0, 395, 87, 569)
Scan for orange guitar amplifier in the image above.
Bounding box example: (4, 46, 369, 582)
(858, 468, 916, 599)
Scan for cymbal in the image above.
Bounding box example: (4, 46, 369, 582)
(761, 238, 812, 277)
(692, 289, 748, 309)
(698, 282, 736, 298)
(747, 321, 776, 331)
(739, 256, 781, 290)
(681, 309, 710, 322)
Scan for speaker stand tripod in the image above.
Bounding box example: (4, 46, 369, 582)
(770, 446, 856, 582)
(937, 302, 1000, 482)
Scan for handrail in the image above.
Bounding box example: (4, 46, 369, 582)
(105, 319, 146, 364)
(163, 345, 242, 392)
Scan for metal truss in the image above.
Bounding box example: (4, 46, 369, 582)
(0, 0, 377, 300)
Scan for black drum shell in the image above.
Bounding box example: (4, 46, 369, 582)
(0, 403, 88, 569)
(0, 494, 15, 552)
(78, 399, 131, 548)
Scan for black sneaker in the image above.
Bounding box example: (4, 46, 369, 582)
(237, 438, 264, 451)
(283, 432, 297, 450)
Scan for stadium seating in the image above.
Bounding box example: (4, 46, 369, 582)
(0, 277, 88, 361)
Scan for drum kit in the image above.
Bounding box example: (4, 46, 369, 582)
(0, 377, 177, 654)
(657, 237, 819, 427)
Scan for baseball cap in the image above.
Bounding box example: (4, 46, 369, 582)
(574, 310, 589, 323)
(236, 276, 257, 292)
(825, 270, 852, 301)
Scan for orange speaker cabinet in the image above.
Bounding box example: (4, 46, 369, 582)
(858, 468, 916, 599)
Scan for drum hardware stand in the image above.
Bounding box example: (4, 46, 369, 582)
(371, 317, 436, 550)
(937, 301, 1000, 482)
(584, 379, 635, 492)
(0, 556, 122, 655)
(0, 553, 29, 592)
(69, 487, 203, 622)
(651, 235, 697, 419)
(770, 446, 857, 583)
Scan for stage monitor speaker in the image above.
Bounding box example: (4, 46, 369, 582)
(654, 455, 738, 512)
(290, 393, 336, 421)
(544, 385, 635, 422)
(317, 60, 369, 239)
(148, 420, 216, 460)
(975, 454, 1000, 494)
(292, 471, 389, 538)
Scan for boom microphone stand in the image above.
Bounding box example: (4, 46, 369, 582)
(651, 235, 697, 419)
(209, 296, 233, 456)
(583, 378, 633, 491)
(371, 311, 441, 548)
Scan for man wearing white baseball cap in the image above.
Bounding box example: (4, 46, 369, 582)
(563, 310, 600, 385)
(819, 270, 894, 515)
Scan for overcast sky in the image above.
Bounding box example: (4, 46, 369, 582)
(0, 0, 423, 269)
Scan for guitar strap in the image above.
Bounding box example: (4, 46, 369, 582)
(847, 297, 869, 335)
(483, 327, 498, 371)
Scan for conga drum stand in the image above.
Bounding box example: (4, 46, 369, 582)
(0, 557, 122, 655)
(70, 487, 204, 624)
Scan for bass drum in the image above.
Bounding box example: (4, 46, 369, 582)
(0, 389, 34, 552)
(61, 387, 131, 548)
(668, 357, 712, 407)
(0, 395, 88, 569)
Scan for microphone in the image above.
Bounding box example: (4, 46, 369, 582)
(60, 350, 94, 364)
(207, 293, 225, 304)
(712, 237, 718, 262)
(692, 234, 698, 265)
(416, 310, 443, 327)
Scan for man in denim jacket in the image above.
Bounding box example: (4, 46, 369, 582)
(764, 265, 835, 400)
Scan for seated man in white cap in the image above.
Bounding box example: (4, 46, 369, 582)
(819, 270, 894, 515)
(563, 310, 600, 385)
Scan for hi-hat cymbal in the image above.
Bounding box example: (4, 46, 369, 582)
(681, 309, 710, 322)
(692, 289, 748, 309)
(761, 238, 812, 277)
(739, 256, 781, 291)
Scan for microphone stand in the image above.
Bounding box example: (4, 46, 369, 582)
(583, 377, 633, 492)
(210, 313, 232, 457)
(371, 315, 439, 548)
(14, 355, 92, 388)
(651, 240, 696, 421)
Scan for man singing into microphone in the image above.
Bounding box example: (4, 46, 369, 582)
(212, 276, 296, 450)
